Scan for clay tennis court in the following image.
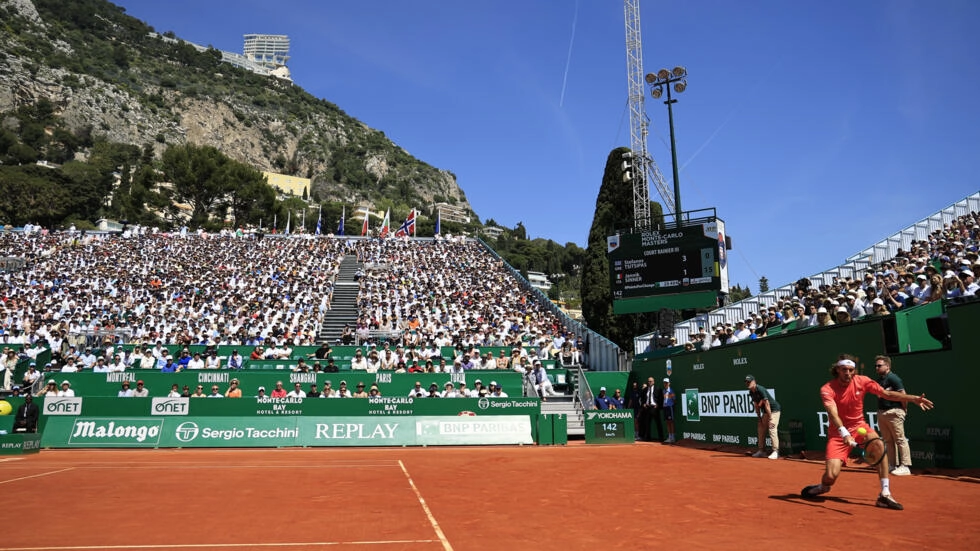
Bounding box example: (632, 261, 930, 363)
(1, 443, 977, 550)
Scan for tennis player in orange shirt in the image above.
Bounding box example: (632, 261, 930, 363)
(801, 354, 933, 510)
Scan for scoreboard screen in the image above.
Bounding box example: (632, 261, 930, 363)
(607, 219, 729, 312)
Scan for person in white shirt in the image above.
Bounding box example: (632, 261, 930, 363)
(349, 350, 368, 371)
(365, 351, 381, 373)
(166, 384, 181, 398)
(109, 355, 126, 372)
(286, 383, 307, 398)
(488, 381, 508, 398)
(58, 380, 76, 397)
(80, 350, 97, 369)
(380, 349, 397, 370)
(132, 380, 149, 397)
(407, 381, 425, 397)
(139, 350, 156, 370)
(204, 352, 221, 369)
(186, 353, 205, 370)
(61, 360, 80, 373)
(441, 382, 459, 398)
(734, 321, 752, 341)
(117, 381, 133, 397)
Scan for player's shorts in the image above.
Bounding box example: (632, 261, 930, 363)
(663, 405, 674, 421)
(826, 423, 877, 462)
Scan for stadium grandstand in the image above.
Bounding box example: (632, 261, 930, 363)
(0, 229, 625, 437)
(635, 191, 980, 353)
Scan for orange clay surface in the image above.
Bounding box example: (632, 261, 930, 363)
(1, 442, 978, 551)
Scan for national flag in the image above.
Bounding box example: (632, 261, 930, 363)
(394, 209, 416, 238)
(360, 207, 370, 236)
(434, 209, 441, 236)
(285, 210, 291, 235)
(378, 208, 391, 238)
(315, 205, 322, 236)
(337, 206, 345, 236)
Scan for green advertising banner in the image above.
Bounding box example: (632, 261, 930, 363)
(0, 433, 42, 455)
(40, 415, 534, 448)
(583, 410, 635, 444)
(632, 302, 980, 469)
(38, 396, 540, 419)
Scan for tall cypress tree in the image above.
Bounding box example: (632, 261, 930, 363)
(581, 147, 665, 349)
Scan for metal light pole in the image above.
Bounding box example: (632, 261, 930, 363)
(646, 66, 687, 228)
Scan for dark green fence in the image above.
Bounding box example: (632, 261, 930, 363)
(633, 299, 978, 468)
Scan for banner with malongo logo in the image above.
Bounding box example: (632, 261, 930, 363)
(43, 415, 534, 448)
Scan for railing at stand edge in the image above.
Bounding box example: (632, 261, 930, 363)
(475, 238, 628, 372)
(575, 365, 593, 412)
(522, 370, 537, 398)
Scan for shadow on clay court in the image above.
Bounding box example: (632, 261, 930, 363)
(769, 493, 878, 515)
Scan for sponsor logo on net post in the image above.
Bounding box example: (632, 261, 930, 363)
(44, 397, 82, 416)
(151, 397, 189, 416)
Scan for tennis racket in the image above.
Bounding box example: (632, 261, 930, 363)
(853, 436, 887, 467)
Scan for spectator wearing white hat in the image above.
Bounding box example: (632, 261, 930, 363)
(58, 380, 75, 397)
(960, 269, 978, 296)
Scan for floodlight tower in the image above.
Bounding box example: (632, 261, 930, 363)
(646, 66, 688, 228)
(623, 0, 674, 230)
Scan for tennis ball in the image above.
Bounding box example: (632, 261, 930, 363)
(0, 400, 12, 416)
(857, 427, 867, 436)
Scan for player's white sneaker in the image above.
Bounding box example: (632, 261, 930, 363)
(751, 450, 766, 458)
(767, 451, 779, 460)
(890, 465, 911, 476)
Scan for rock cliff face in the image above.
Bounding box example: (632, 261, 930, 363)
(0, 0, 471, 214)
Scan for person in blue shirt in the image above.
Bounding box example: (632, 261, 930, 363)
(160, 358, 178, 373)
(608, 389, 624, 410)
(662, 378, 676, 443)
(594, 387, 616, 409)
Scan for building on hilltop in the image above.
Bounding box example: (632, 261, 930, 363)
(150, 32, 291, 81)
(434, 203, 471, 224)
(526, 271, 553, 292)
(263, 172, 310, 198)
(243, 34, 290, 70)
(481, 225, 504, 240)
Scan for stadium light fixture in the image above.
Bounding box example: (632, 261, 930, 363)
(645, 66, 688, 228)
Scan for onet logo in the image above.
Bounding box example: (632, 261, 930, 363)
(477, 397, 490, 410)
(151, 398, 189, 415)
(175, 421, 200, 443)
(44, 398, 82, 415)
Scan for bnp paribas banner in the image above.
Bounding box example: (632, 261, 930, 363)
(40, 415, 534, 448)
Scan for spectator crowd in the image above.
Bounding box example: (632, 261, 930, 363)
(684, 211, 979, 351)
(0, 229, 584, 387)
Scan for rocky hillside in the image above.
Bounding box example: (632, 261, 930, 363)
(0, 0, 472, 215)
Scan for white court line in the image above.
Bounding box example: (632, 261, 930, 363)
(0, 467, 74, 485)
(0, 457, 24, 463)
(41, 463, 402, 470)
(398, 460, 454, 551)
(0, 539, 439, 550)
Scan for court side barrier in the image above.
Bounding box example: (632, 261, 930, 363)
(47, 372, 526, 399)
(31, 396, 541, 448)
(632, 298, 978, 468)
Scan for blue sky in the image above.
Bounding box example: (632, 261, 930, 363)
(112, 0, 980, 292)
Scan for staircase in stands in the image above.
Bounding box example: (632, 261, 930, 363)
(318, 255, 361, 344)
